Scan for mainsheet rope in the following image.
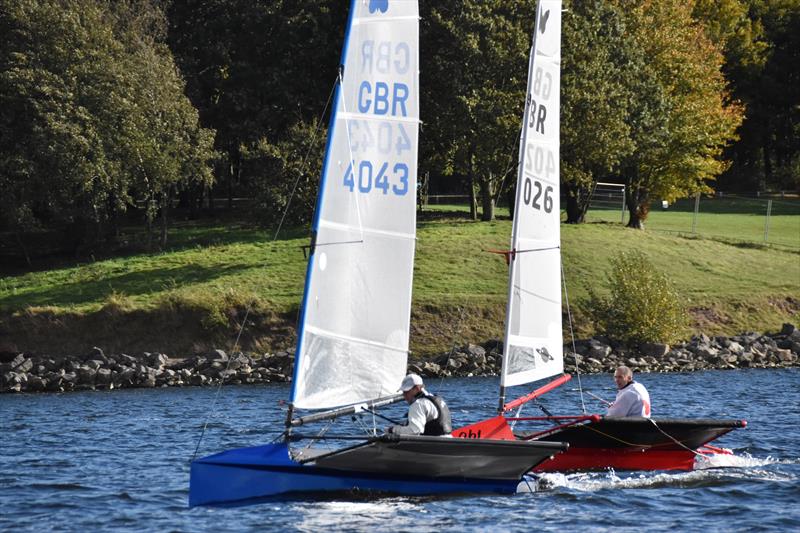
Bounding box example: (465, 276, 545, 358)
(561, 259, 587, 414)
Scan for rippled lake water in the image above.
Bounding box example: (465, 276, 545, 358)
(1, 368, 798, 531)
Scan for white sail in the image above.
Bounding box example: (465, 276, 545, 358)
(500, 0, 563, 388)
(291, 0, 420, 409)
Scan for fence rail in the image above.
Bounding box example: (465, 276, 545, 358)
(586, 193, 800, 249)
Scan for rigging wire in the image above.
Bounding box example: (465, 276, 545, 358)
(436, 305, 467, 393)
(191, 306, 250, 462)
(647, 419, 706, 457)
(190, 77, 338, 462)
(561, 259, 587, 414)
(272, 77, 338, 242)
(338, 68, 366, 243)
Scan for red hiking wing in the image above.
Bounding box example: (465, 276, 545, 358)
(452, 416, 516, 441)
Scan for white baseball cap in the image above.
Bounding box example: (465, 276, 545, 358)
(399, 373, 423, 392)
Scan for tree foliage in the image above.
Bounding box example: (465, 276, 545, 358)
(0, 0, 215, 257)
(609, 0, 745, 228)
(167, 0, 345, 222)
(422, 1, 534, 221)
(1, 0, 795, 267)
(561, 0, 634, 223)
(584, 250, 688, 344)
(696, 0, 800, 192)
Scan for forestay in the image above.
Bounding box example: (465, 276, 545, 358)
(291, 0, 420, 410)
(501, 0, 563, 388)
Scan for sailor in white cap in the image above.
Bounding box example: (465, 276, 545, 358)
(387, 373, 452, 436)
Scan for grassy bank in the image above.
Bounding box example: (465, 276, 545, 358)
(1, 212, 797, 357)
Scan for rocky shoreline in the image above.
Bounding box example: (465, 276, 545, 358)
(2, 324, 798, 394)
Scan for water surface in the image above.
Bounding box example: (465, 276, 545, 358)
(1, 369, 798, 531)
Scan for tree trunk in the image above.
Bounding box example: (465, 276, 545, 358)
(227, 145, 241, 210)
(13, 232, 31, 267)
(160, 191, 169, 248)
(227, 158, 234, 210)
(564, 182, 591, 224)
(625, 185, 648, 229)
(480, 173, 495, 221)
(762, 141, 772, 191)
(506, 182, 516, 220)
(468, 147, 478, 220)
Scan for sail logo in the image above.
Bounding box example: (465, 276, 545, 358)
(537, 347, 554, 362)
(539, 9, 550, 33)
(369, 0, 389, 14)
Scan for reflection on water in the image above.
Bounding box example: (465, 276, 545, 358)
(294, 501, 417, 532)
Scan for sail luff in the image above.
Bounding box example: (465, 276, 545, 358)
(498, 26, 539, 412)
(500, 0, 563, 390)
(289, 0, 358, 406)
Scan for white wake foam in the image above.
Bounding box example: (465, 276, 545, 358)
(519, 453, 797, 493)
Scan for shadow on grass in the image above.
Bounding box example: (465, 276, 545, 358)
(1, 263, 253, 310)
(0, 221, 311, 277)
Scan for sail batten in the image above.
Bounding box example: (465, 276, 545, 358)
(500, 0, 563, 389)
(291, 0, 420, 410)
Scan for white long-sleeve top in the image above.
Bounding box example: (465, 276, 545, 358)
(607, 381, 651, 417)
(390, 396, 439, 435)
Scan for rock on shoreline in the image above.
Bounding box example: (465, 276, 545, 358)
(2, 324, 798, 394)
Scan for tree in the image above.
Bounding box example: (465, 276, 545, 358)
(0, 0, 215, 257)
(241, 120, 325, 229)
(560, 0, 634, 223)
(614, 0, 744, 228)
(422, 1, 534, 221)
(167, 0, 346, 221)
(697, 0, 800, 192)
(108, 1, 216, 247)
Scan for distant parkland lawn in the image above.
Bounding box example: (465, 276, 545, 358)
(0, 197, 798, 357)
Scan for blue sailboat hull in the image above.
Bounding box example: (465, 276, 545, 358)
(189, 436, 567, 506)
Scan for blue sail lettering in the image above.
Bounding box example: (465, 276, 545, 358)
(358, 81, 409, 116)
(376, 41, 391, 73)
(361, 40, 411, 75)
(394, 42, 410, 74)
(374, 82, 389, 114)
(392, 83, 408, 116)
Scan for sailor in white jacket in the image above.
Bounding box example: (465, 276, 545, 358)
(607, 366, 651, 417)
(388, 374, 452, 436)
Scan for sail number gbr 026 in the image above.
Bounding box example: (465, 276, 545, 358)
(522, 144, 556, 213)
(343, 160, 409, 196)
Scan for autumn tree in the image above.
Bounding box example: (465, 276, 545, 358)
(615, 0, 744, 228)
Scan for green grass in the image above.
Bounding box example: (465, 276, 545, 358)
(0, 212, 798, 357)
(586, 196, 800, 249)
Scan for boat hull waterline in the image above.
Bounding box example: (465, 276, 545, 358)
(189, 435, 568, 506)
(454, 415, 746, 472)
(529, 417, 746, 472)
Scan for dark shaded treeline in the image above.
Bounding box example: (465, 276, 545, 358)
(1, 0, 797, 265)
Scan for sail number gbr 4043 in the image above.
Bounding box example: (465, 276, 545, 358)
(343, 160, 409, 196)
(343, 119, 411, 196)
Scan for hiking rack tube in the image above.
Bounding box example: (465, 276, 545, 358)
(502, 374, 572, 412)
(290, 393, 405, 427)
(510, 415, 602, 441)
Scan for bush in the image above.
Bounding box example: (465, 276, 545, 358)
(584, 250, 687, 344)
